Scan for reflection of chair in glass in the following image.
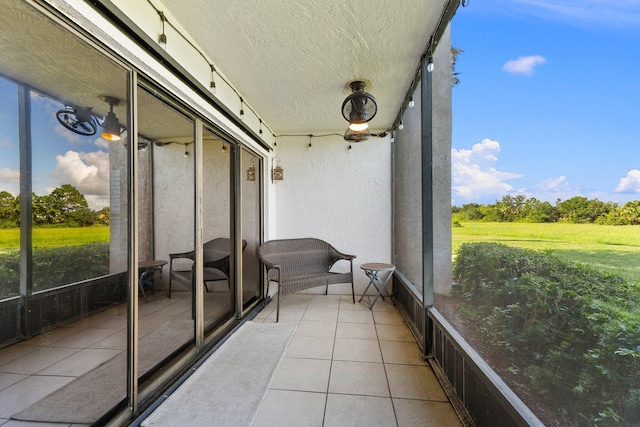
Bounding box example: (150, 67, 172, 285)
(138, 260, 168, 302)
(168, 238, 247, 298)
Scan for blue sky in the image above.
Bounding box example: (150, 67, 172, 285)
(2, 1, 639, 211)
(0, 80, 109, 209)
(451, 0, 640, 206)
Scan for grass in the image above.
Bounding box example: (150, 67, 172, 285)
(453, 222, 640, 284)
(2, 223, 639, 283)
(0, 227, 109, 252)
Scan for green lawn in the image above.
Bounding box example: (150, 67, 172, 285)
(0, 227, 109, 251)
(453, 222, 640, 284)
(2, 223, 639, 283)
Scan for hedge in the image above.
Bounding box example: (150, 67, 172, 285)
(453, 242, 640, 426)
(0, 243, 109, 299)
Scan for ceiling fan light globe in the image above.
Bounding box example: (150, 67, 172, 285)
(101, 112, 121, 141)
(349, 122, 369, 131)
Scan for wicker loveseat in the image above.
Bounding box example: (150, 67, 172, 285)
(258, 238, 356, 321)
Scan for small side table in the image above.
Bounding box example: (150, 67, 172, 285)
(359, 262, 396, 309)
(139, 260, 168, 301)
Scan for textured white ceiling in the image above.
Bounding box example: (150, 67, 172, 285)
(164, 0, 449, 134)
(0, 0, 450, 139)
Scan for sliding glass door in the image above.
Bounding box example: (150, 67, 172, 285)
(202, 128, 234, 332)
(0, 1, 130, 423)
(241, 148, 262, 308)
(137, 86, 196, 385)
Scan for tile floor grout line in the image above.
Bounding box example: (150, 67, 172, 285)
(317, 294, 338, 427)
(375, 311, 401, 427)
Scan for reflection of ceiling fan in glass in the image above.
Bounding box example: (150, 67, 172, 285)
(56, 106, 100, 136)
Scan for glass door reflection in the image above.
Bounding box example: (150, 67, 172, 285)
(241, 148, 262, 308)
(137, 86, 195, 386)
(202, 129, 234, 332)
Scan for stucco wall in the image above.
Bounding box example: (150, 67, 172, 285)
(270, 135, 392, 289)
(152, 139, 232, 276)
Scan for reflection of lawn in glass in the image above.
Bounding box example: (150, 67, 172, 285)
(0, 227, 110, 298)
(0, 226, 109, 250)
(453, 222, 640, 283)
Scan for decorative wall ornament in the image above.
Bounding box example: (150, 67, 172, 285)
(272, 157, 283, 182)
(247, 158, 256, 181)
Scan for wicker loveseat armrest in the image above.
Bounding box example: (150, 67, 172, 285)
(330, 247, 356, 262)
(259, 253, 281, 270)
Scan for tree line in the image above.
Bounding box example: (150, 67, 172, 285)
(0, 184, 109, 228)
(453, 195, 640, 225)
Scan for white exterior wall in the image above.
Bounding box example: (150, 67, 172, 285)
(270, 135, 392, 290)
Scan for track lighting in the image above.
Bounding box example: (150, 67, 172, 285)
(210, 64, 217, 94)
(158, 11, 167, 44)
(147, 3, 277, 147)
(427, 56, 434, 73)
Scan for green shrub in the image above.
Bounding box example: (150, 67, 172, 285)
(0, 243, 109, 299)
(453, 242, 640, 426)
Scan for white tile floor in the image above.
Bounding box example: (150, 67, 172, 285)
(0, 289, 465, 427)
(250, 293, 464, 427)
(0, 291, 193, 427)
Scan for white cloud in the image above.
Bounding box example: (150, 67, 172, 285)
(452, 139, 523, 204)
(614, 169, 640, 193)
(452, 138, 501, 165)
(52, 150, 110, 209)
(0, 167, 19, 184)
(525, 176, 584, 203)
(535, 176, 571, 192)
(94, 137, 109, 149)
(0, 167, 20, 195)
(503, 55, 547, 76)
